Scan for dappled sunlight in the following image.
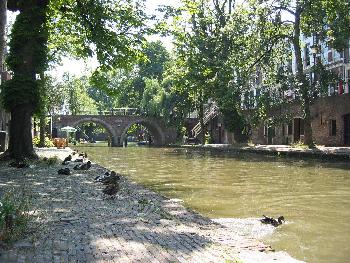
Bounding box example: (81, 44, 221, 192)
(0, 148, 296, 262)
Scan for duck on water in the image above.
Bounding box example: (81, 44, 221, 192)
(260, 215, 285, 227)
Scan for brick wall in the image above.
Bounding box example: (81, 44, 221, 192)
(249, 94, 350, 146)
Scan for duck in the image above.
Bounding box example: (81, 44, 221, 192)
(73, 161, 92, 170)
(260, 215, 285, 227)
(94, 172, 107, 182)
(62, 155, 72, 165)
(78, 152, 88, 158)
(102, 183, 119, 197)
(102, 171, 120, 185)
(58, 168, 71, 175)
(63, 155, 72, 162)
(80, 161, 91, 170)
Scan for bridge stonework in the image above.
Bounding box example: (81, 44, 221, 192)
(53, 115, 177, 147)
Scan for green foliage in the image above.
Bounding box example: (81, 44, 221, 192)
(0, 189, 32, 243)
(1, 76, 39, 111)
(90, 68, 140, 108)
(47, 0, 150, 70)
(139, 41, 170, 81)
(291, 141, 309, 149)
(62, 73, 98, 114)
(41, 156, 59, 165)
(1, 3, 49, 112)
(141, 78, 164, 116)
(204, 131, 213, 144)
(33, 136, 55, 148)
(6, 6, 48, 72)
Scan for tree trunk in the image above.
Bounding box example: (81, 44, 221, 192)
(199, 102, 205, 144)
(39, 114, 46, 147)
(8, 104, 36, 159)
(4, 0, 49, 159)
(0, 0, 6, 72)
(292, 5, 314, 147)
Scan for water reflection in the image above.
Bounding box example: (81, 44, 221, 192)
(76, 145, 350, 263)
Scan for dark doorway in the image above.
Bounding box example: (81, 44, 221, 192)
(293, 118, 304, 142)
(267, 126, 275, 144)
(344, 114, 350, 145)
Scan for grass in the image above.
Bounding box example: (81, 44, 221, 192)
(0, 188, 33, 243)
(40, 156, 59, 165)
(290, 141, 310, 149)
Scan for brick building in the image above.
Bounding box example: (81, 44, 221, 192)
(242, 36, 350, 146)
(249, 94, 350, 146)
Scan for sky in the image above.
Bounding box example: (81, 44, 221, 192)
(51, 0, 181, 79)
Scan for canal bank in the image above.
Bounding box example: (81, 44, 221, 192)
(0, 148, 302, 263)
(181, 144, 350, 161)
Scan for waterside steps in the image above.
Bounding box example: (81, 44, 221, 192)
(190, 104, 219, 138)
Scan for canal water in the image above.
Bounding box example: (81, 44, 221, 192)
(77, 145, 350, 263)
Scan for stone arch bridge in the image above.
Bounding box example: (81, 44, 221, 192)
(53, 115, 177, 147)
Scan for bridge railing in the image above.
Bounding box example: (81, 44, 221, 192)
(77, 108, 140, 116)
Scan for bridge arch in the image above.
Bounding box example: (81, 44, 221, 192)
(120, 118, 166, 146)
(53, 115, 177, 147)
(67, 117, 118, 146)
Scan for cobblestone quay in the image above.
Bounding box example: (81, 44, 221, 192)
(0, 148, 302, 263)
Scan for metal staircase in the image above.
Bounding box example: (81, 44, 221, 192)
(191, 104, 219, 138)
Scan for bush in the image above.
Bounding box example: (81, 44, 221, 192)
(40, 156, 59, 165)
(33, 136, 55, 148)
(0, 189, 32, 243)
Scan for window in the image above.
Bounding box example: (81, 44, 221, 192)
(339, 80, 344, 94)
(304, 45, 310, 66)
(329, 119, 337, 136)
(269, 126, 276, 137)
(256, 88, 261, 98)
(347, 70, 350, 93)
(328, 51, 333, 62)
(300, 118, 305, 135)
(329, 84, 337, 95)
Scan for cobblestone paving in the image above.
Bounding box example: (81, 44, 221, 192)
(0, 149, 302, 263)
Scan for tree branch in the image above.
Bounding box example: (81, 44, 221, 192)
(272, 6, 296, 16)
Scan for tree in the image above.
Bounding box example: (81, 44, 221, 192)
(138, 41, 170, 82)
(253, 0, 350, 146)
(62, 74, 97, 115)
(0, 0, 6, 72)
(169, 0, 266, 142)
(1, 0, 149, 159)
(89, 40, 171, 110)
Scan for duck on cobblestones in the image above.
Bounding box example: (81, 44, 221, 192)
(95, 170, 120, 197)
(73, 161, 92, 170)
(102, 183, 119, 197)
(94, 171, 108, 182)
(78, 152, 88, 158)
(61, 155, 72, 165)
(58, 168, 71, 175)
(102, 171, 120, 185)
(95, 171, 120, 183)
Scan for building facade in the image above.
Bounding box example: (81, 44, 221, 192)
(241, 35, 350, 146)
